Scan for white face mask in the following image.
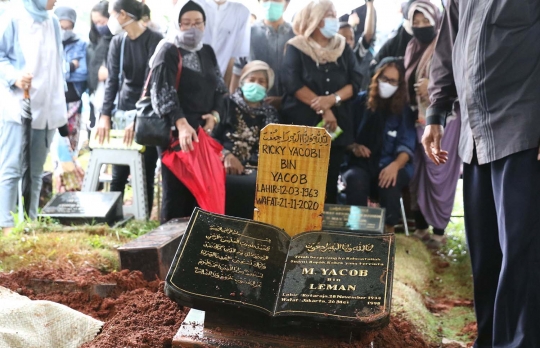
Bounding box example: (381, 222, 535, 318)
(378, 80, 399, 99)
(107, 14, 134, 36)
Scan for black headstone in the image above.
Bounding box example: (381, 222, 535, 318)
(39, 192, 123, 225)
(323, 204, 385, 233)
(165, 209, 395, 329)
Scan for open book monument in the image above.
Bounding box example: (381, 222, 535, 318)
(166, 125, 395, 346)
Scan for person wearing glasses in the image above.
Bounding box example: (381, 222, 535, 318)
(404, 1, 461, 249)
(148, 0, 227, 222)
(342, 57, 415, 233)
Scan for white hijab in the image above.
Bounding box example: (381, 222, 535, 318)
(148, 0, 205, 68)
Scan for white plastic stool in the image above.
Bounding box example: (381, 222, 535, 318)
(82, 148, 147, 220)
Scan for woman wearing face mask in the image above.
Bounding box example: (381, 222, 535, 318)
(282, 0, 363, 204)
(87, 1, 112, 136)
(404, 1, 461, 249)
(0, 0, 68, 235)
(148, 0, 227, 222)
(214, 61, 279, 219)
(342, 58, 415, 233)
(96, 0, 163, 217)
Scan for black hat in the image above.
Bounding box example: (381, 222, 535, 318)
(180, 1, 206, 22)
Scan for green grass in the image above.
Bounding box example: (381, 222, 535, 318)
(391, 179, 475, 345)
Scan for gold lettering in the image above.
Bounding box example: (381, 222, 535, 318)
(349, 270, 358, 276)
(302, 268, 315, 275)
(327, 284, 338, 291)
(347, 285, 357, 291)
(339, 269, 348, 276)
(359, 270, 368, 277)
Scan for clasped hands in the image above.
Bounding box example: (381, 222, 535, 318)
(311, 95, 338, 132)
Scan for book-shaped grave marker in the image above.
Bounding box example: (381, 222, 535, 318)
(39, 192, 123, 225)
(323, 204, 386, 234)
(165, 208, 395, 328)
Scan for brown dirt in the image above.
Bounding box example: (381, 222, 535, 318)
(424, 296, 473, 314)
(0, 268, 431, 348)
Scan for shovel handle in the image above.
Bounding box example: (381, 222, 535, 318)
(23, 88, 30, 99)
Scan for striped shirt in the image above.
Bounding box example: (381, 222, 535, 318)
(426, 0, 540, 164)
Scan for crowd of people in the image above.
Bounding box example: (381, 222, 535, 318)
(2, 0, 539, 346)
(0, 0, 462, 249)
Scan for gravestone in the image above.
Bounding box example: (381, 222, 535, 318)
(39, 192, 123, 225)
(117, 218, 189, 281)
(254, 124, 331, 236)
(167, 125, 396, 346)
(166, 209, 395, 328)
(323, 204, 386, 233)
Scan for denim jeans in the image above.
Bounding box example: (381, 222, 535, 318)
(0, 120, 55, 227)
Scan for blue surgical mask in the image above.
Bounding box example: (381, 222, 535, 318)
(320, 18, 339, 38)
(262, 1, 285, 22)
(95, 24, 111, 36)
(241, 83, 267, 103)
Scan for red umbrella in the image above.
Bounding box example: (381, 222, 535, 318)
(162, 127, 226, 214)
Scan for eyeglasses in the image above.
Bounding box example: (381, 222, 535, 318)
(180, 21, 205, 29)
(379, 75, 399, 86)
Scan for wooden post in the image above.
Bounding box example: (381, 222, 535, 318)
(254, 125, 331, 236)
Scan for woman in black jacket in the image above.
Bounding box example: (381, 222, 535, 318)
(87, 1, 112, 134)
(96, 0, 163, 216)
(148, 0, 227, 222)
(282, 0, 363, 204)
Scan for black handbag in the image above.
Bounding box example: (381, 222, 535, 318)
(134, 48, 183, 148)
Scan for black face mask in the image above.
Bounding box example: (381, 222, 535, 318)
(412, 26, 436, 44)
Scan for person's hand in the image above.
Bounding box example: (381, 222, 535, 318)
(352, 144, 371, 158)
(224, 153, 245, 175)
(176, 118, 198, 153)
(414, 78, 429, 101)
(15, 73, 33, 90)
(349, 12, 360, 27)
(322, 109, 338, 132)
(96, 116, 111, 145)
(421, 125, 449, 165)
(311, 96, 336, 113)
(379, 162, 400, 189)
(123, 122, 135, 146)
(98, 65, 108, 82)
(202, 114, 216, 134)
(71, 60, 80, 69)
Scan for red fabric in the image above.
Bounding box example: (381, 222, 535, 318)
(162, 127, 226, 214)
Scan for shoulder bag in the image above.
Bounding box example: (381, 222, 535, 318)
(111, 33, 137, 130)
(134, 47, 183, 148)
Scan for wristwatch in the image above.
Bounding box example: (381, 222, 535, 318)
(211, 111, 220, 124)
(333, 93, 342, 107)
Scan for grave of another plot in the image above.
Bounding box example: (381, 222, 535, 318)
(117, 218, 189, 281)
(39, 192, 123, 225)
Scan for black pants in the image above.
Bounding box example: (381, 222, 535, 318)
(110, 146, 159, 216)
(343, 166, 409, 226)
(160, 155, 197, 223)
(225, 170, 257, 219)
(464, 148, 540, 348)
(414, 210, 445, 235)
(326, 146, 346, 204)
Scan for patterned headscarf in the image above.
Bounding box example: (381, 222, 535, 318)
(287, 0, 346, 65)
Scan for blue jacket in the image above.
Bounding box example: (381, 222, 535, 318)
(63, 36, 87, 96)
(347, 92, 416, 179)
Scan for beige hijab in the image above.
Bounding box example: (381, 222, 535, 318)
(240, 60, 275, 91)
(287, 0, 346, 65)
